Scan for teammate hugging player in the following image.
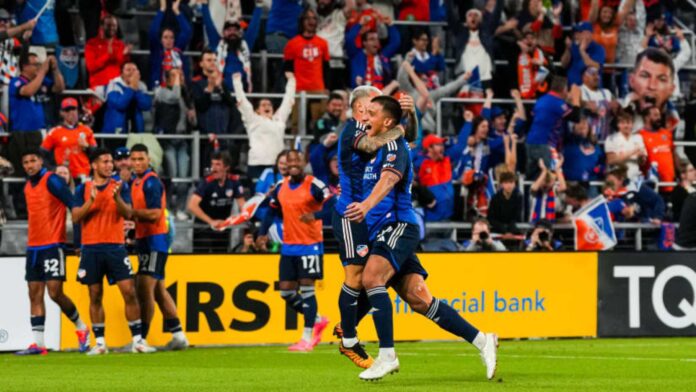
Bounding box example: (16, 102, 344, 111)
(332, 86, 411, 368)
(258, 150, 331, 352)
(17, 150, 89, 355)
(73, 148, 154, 355)
(345, 96, 499, 381)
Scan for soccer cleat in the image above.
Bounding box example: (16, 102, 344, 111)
(165, 336, 190, 351)
(332, 323, 343, 339)
(15, 344, 47, 356)
(288, 340, 313, 352)
(339, 341, 374, 369)
(479, 333, 499, 380)
(76, 329, 91, 353)
(131, 339, 157, 353)
(86, 344, 109, 356)
(310, 316, 329, 347)
(359, 356, 400, 381)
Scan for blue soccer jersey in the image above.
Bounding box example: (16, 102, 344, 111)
(363, 137, 419, 240)
(335, 118, 369, 215)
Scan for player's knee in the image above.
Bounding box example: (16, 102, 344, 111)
(406, 284, 431, 314)
(47, 286, 63, 302)
(361, 274, 383, 290)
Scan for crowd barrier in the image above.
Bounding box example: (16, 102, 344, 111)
(2, 251, 693, 351)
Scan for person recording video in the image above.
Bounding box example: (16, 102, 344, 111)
(525, 219, 561, 251)
(463, 218, 506, 251)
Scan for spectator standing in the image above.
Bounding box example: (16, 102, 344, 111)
(311, 93, 345, 144)
(449, 4, 500, 87)
(316, 0, 353, 91)
(529, 157, 566, 223)
(103, 62, 152, 134)
(15, 0, 58, 46)
(639, 107, 677, 192)
(513, 0, 563, 57)
(345, 16, 400, 88)
(580, 66, 616, 141)
(187, 152, 246, 253)
(604, 165, 665, 223)
(407, 30, 445, 91)
(233, 71, 295, 181)
(265, 0, 305, 91)
(605, 108, 646, 181)
(671, 160, 696, 220)
(617, 0, 646, 96)
(85, 15, 131, 91)
(561, 22, 606, 87)
(588, 0, 636, 88)
(154, 68, 195, 220)
(515, 29, 548, 100)
(9, 54, 64, 174)
(462, 218, 506, 251)
(201, 0, 262, 92)
(562, 115, 603, 185)
(488, 170, 523, 235)
(460, 114, 495, 217)
(41, 98, 97, 181)
(0, 11, 36, 85)
(148, 0, 193, 88)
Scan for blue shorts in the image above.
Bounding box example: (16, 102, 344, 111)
(25, 245, 66, 282)
(136, 240, 168, 280)
(332, 209, 370, 266)
(279, 254, 324, 281)
(371, 222, 428, 284)
(78, 245, 134, 285)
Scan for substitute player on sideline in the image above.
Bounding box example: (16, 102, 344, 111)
(118, 144, 188, 350)
(346, 96, 498, 381)
(333, 86, 412, 368)
(73, 148, 155, 355)
(16, 150, 90, 355)
(258, 150, 331, 352)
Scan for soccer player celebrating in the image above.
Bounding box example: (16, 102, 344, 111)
(16, 150, 90, 355)
(72, 148, 155, 355)
(346, 96, 498, 381)
(258, 150, 331, 352)
(333, 86, 409, 368)
(117, 144, 188, 350)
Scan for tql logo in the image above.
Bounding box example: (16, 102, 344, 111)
(597, 253, 696, 337)
(614, 265, 696, 329)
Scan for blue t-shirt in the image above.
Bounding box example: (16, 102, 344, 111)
(363, 138, 419, 240)
(9, 76, 52, 131)
(562, 140, 603, 182)
(567, 42, 606, 86)
(266, 0, 304, 37)
(526, 93, 572, 146)
(335, 119, 369, 215)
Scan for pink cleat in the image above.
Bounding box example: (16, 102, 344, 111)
(288, 340, 313, 352)
(311, 317, 329, 347)
(76, 329, 91, 353)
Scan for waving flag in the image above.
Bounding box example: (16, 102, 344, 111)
(572, 196, 617, 251)
(215, 194, 266, 230)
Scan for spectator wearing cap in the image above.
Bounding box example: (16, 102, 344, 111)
(345, 14, 400, 88)
(148, 0, 192, 89)
(0, 10, 36, 85)
(8, 53, 64, 174)
(201, 0, 262, 92)
(41, 98, 97, 181)
(15, 0, 58, 46)
(103, 62, 152, 134)
(85, 15, 131, 91)
(448, 2, 502, 87)
(561, 21, 606, 87)
(580, 65, 617, 141)
(112, 147, 133, 185)
(415, 122, 470, 222)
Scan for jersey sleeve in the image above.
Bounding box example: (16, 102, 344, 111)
(41, 130, 56, 150)
(47, 174, 74, 208)
(381, 141, 410, 181)
(143, 176, 162, 209)
(120, 181, 132, 204)
(231, 179, 245, 199)
(310, 177, 331, 203)
(73, 183, 85, 208)
(194, 179, 207, 197)
(268, 181, 282, 209)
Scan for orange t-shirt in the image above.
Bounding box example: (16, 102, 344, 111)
(41, 123, 97, 178)
(283, 35, 330, 91)
(640, 129, 675, 191)
(593, 24, 619, 65)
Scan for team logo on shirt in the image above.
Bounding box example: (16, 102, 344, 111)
(77, 269, 86, 278)
(225, 189, 233, 197)
(386, 153, 396, 162)
(356, 244, 369, 257)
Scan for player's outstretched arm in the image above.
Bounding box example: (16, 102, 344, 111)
(356, 125, 404, 154)
(345, 170, 401, 222)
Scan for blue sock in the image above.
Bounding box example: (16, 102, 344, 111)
(426, 298, 479, 343)
(280, 290, 304, 314)
(366, 286, 394, 348)
(338, 284, 360, 339)
(300, 286, 317, 329)
(128, 319, 143, 339)
(165, 318, 183, 333)
(356, 290, 371, 325)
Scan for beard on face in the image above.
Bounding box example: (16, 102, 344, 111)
(225, 36, 241, 51)
(317, 2, 334, 16)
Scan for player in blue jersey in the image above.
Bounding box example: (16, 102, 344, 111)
(345, 96, 499, 381)
(332, 86, 414, 368)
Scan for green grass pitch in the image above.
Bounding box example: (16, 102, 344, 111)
(4, 338, 696, 391)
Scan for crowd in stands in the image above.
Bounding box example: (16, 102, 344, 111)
(0, 0, 696, 252)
